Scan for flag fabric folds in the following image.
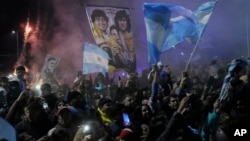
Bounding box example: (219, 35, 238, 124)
(144, 1, 216, 64)
(144, 3, 171, 64)
(144, 3, 195, 64)
(83, 43, 110, 75)
(186, 1, 217, 44)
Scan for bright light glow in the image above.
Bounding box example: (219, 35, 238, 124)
(24, 18, 32, 41)
(181, 52, 184, 55)
(25, 26, 32, 34)
(7, 74, 14, 79)
(35, 84, 41, 90)
(122, 72, 125, 76)
(12, 30, 16, 34)
(83, 125, 90, 132)
(24, 26, 32, 40)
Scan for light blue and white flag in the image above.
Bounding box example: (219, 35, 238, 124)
(144, 3, 171, 64)
(186, 1, 217, 44)
(83, 43, 110, 75)
(144, 3, 197, 64)
(144, 1, 216, 64)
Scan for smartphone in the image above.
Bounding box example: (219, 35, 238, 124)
(122, 113, 131, 127)
(118, 76, 121, 80)
(43, 102, 48, 109)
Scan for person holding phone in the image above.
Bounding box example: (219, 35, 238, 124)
(73, 120, 105, 141)
(130, 104, 153, 127)
(15, 102, 52, 140)
(48, 106, 76, 140)
(121, 94, 135, 115)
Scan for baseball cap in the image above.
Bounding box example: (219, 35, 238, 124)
(56, 106, 71, 117)
(119, 128, 133, 139)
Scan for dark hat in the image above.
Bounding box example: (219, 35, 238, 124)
(67, 90, 81, 103)
(41, 83, 51, 90)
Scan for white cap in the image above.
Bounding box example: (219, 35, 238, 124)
(157, 61, 163, 67)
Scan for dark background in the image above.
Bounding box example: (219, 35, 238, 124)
(0, 0, 37, 73)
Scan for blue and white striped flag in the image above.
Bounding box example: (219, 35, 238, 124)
(144, 3, 196, 64)
(144, 1, 216, 64)
(83, 43, 110, 75)
(186, 1, 217, 44)
(144, 3, 171, 64)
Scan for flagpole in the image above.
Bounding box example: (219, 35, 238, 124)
(185, 36, 202, 71)
(246, 14, 250, 57)
(185, 0, 218, 71)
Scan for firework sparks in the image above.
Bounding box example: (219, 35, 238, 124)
(18, 11, 33, 67)
(24, 15, 32, 43)
(24, 24, 32, 41)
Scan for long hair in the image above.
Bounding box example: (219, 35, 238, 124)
(114, 10, 131, 32)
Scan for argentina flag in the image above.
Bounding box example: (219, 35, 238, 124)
(144, 1, 217, 64)
(144, 3, 197, 64)
(186, 1, 217, 44)
(83, 43, 110, 75)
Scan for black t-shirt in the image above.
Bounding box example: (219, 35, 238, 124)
(43, 93, 58, 111)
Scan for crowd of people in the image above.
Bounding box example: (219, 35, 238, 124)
(1, 58, 250, 141)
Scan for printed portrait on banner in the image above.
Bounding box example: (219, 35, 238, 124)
(40, 55, 60, 93)
(85, 6, 136, 71)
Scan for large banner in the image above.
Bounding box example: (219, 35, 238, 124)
(40, 55, 60, 81)
(40, 55, 60, 93)
(86, 6, 136, 71)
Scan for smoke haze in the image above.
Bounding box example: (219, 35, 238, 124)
(24, 0, 250, 85)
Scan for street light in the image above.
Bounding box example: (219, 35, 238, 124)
(11, 30, 19, 61)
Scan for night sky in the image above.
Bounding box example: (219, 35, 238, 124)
(0, 0, 250, 84)
(0, 0, 37, 72)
